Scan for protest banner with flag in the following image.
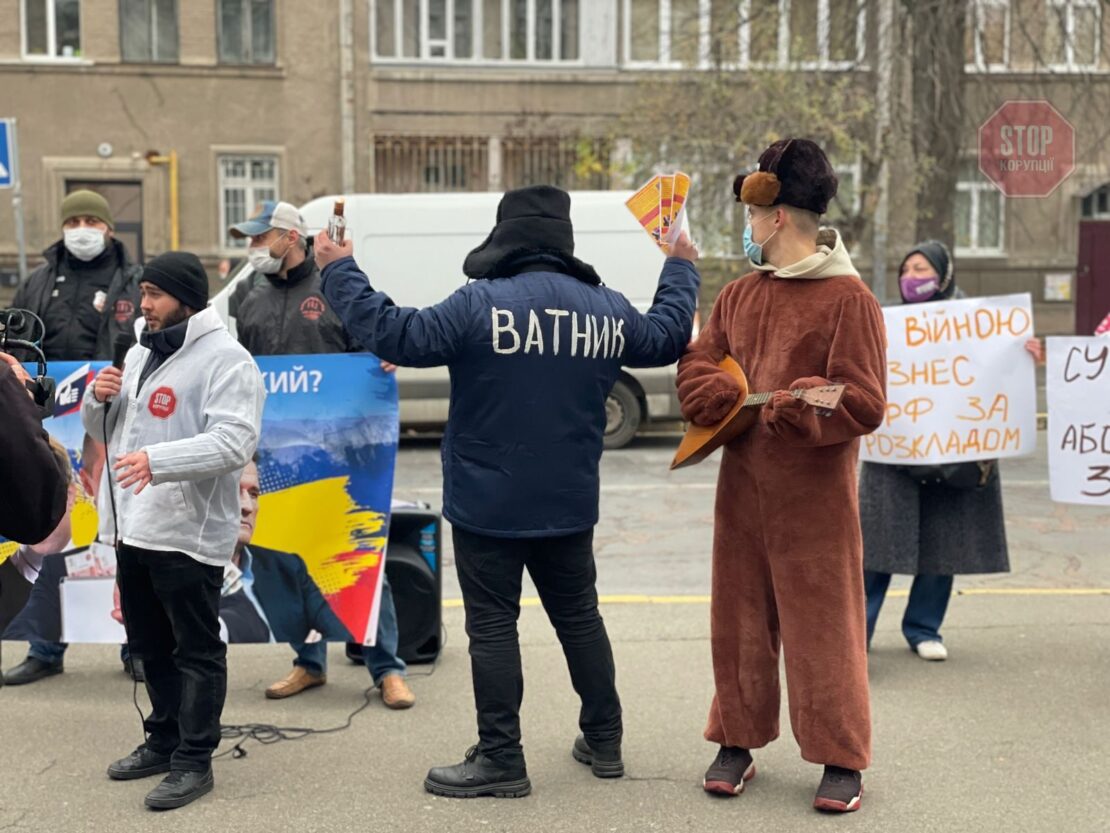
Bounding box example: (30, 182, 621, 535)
(0, 354, 398, 647)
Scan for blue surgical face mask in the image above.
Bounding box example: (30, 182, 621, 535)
(743, 212, 778, 266)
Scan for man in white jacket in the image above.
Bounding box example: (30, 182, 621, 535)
(82, 251, 265, 811)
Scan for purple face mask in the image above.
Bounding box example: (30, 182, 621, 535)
(899, 274, 940, 303)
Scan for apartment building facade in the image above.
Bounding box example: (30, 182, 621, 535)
(0, 0, 347, 278)
(0, 0, 1107, 330)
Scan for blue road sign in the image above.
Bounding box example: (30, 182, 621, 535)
(0, 120, 13, 188)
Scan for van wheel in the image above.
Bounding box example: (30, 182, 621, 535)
(604, 381, 642, 450)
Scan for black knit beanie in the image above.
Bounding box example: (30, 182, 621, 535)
(141, 251, 209, 311)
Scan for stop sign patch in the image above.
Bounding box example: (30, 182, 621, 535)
(148, 386, 177, 419)
(978, 100, 1075, 198)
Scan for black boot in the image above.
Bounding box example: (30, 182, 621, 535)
(3, 656, 63, 686)
(144, 769, 214, 810)
(572, 734, 624, 778)
(424, 746, 531, 798)
(107, 745, 173, 781)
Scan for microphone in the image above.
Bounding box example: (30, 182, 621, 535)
(112, 332, 134, 370)
(105, 332, 135, 403)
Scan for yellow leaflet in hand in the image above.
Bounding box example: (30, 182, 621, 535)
(667, 172, 691, 245)
(626, 174, 672, 253)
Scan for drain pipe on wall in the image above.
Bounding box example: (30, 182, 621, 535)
(339, 0, 356, 196)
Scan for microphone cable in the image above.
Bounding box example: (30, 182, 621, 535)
(214, 685, 375, 761)
(215, 624, 445, 761)
(102, 386, 150, 744)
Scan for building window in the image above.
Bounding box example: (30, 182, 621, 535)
(120, 0, 179, 63)
(501, 136, 610, 189)
(965, 0, 1009, 71)
(1081, 185, 1110, 219)
(783, 0, 866, 66)
(825, 157, 861, 224)
(955, 159, 1005, 255)
(373, 136, 490, 192)
(371, 135, 609, 192)
(625, 0, 703, 66)
(22, 0, 81, 59)
(372, 0, 580, 63)
(1046, 0, 1101, 70)
(218, 0, 275, 65)
(219, 156, 279, 249)
(622, 0, 865, 69)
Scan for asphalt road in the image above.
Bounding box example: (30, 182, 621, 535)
(393, 429, 1110, 599)
(1, 430, 1107, 832)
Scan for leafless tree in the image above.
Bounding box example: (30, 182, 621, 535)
(907, 0, 969, 248)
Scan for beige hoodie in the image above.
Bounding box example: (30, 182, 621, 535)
(752, 227, 860, 280)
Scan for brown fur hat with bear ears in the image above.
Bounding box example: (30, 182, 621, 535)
(733, 138, 839, 216)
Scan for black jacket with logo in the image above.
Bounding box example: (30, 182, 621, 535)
(234, 247, 357, 356)
(11, 239, 143, 362)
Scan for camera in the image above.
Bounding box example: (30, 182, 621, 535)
(0, 308, 56, 417)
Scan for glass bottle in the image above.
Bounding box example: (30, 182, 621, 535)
(327, 198, 347, 243)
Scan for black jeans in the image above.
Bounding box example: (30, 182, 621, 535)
(453, 526, 622, 766)
(115, 544, 226, 772)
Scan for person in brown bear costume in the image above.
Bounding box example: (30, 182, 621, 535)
(676, 138, 887, 813)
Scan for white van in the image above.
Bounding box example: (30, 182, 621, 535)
(210, 191, 689, 448)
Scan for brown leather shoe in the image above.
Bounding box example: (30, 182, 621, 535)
(265, 667, 326, 700)
(380, 673, 415, 709)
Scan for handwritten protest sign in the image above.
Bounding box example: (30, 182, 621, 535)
(861, 293, 1037, 465)
(1046, 337, 1110, 505)
(626, 172, 690, 253)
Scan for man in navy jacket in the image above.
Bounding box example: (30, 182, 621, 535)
(315, 185, 699, 799)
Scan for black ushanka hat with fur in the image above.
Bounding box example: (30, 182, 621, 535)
(733, 138, 839, 216)
(463, 185, 601, 285)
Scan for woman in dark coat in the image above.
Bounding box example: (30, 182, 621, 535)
(860, 241, 1010, 661)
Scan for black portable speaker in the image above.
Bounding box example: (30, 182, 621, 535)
(347, 506, 442, 665)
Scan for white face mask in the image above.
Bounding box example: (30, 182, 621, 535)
(64, 227, 108, 262)
(247, 232, 291, 275)
(247, 246, 282, 274)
